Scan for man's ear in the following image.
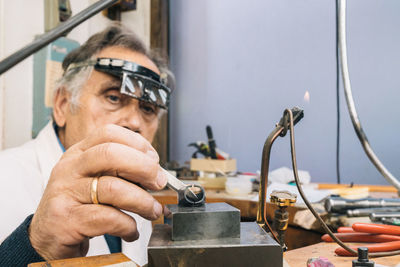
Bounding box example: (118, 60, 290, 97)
(53, 87, 70, 127)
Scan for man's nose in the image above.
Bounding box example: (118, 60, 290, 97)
(118, 103, 143, 134)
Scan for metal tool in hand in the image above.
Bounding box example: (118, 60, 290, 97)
(162, 168, 205, 206)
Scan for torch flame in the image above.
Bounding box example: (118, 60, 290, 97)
(303, 90, 310, 103)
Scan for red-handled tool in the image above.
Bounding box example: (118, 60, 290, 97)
(322, 233, 400, 243)
(353, 223, 400, 236)
(337, 227, 354, 233)
(335, 240, 400, 256)
(323, 222, 400, 256)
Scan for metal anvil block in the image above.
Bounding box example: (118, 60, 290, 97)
(148, 222, 283, 267)
(165, 202, 240, 241)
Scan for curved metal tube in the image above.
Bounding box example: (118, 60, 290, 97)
(339, 0, 400, 192)
(0, 0, 118, 75)
(256, 125, 284, 227)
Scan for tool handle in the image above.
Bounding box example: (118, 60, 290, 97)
(206, 125, 217, 159)
(335, 240, 400, 256)
(322, 233, 400, 243)
(353, 223, 400, 235)
(164, 168, 186, 192)
(337, 227, 355, 233)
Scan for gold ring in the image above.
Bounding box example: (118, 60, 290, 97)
(91, 177, 99, 204)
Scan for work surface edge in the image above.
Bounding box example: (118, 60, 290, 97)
(284, 242, 400, 267)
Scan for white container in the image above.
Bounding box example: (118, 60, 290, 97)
(225, 177, 253, 196)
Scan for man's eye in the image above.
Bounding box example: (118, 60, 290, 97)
(106, 93, 121, 104)
(140, 102, 157, 115)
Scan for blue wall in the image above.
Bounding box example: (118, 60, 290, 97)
(169, 0, 400, 185)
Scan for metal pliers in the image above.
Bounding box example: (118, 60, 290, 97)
(322, 223, 400, 256)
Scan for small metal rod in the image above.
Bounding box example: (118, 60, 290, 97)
(370, 212, 400, 220)
(0, 0, 118, 75)
(257, 126, 284, 231)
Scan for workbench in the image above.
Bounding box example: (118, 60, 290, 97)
(28, 253, 137, 267)
(29, 244, 400, 267)
(30, 185, 400, 266)
(284, 242, 400, 267)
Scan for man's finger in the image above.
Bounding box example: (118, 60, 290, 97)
(77, 176, 162, 220)
(69, 124, 159, 162)
(70, 204, 139, 242)
(75, 142, 166, 190)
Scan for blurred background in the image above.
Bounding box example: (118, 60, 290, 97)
(1, 0, 400, 185)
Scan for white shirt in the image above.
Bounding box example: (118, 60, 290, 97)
(0, 122, 152, 265)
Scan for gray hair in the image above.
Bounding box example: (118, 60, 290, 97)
(55, 22, 173, 115)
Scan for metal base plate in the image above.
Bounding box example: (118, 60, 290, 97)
(148, 222, 283, 267)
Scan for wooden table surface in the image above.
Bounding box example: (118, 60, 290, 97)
(284, 242, 400, 267)
(31, 244, 400, 267)
(28, 253, 137, 267)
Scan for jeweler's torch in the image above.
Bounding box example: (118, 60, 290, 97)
(257, 107, 304, 230)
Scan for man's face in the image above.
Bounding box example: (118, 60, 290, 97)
(55, 46, 160, 149)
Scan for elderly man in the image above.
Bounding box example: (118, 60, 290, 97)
(0, 23, 170, 266)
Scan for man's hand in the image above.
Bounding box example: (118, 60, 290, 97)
(28, 124, 167, 260)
